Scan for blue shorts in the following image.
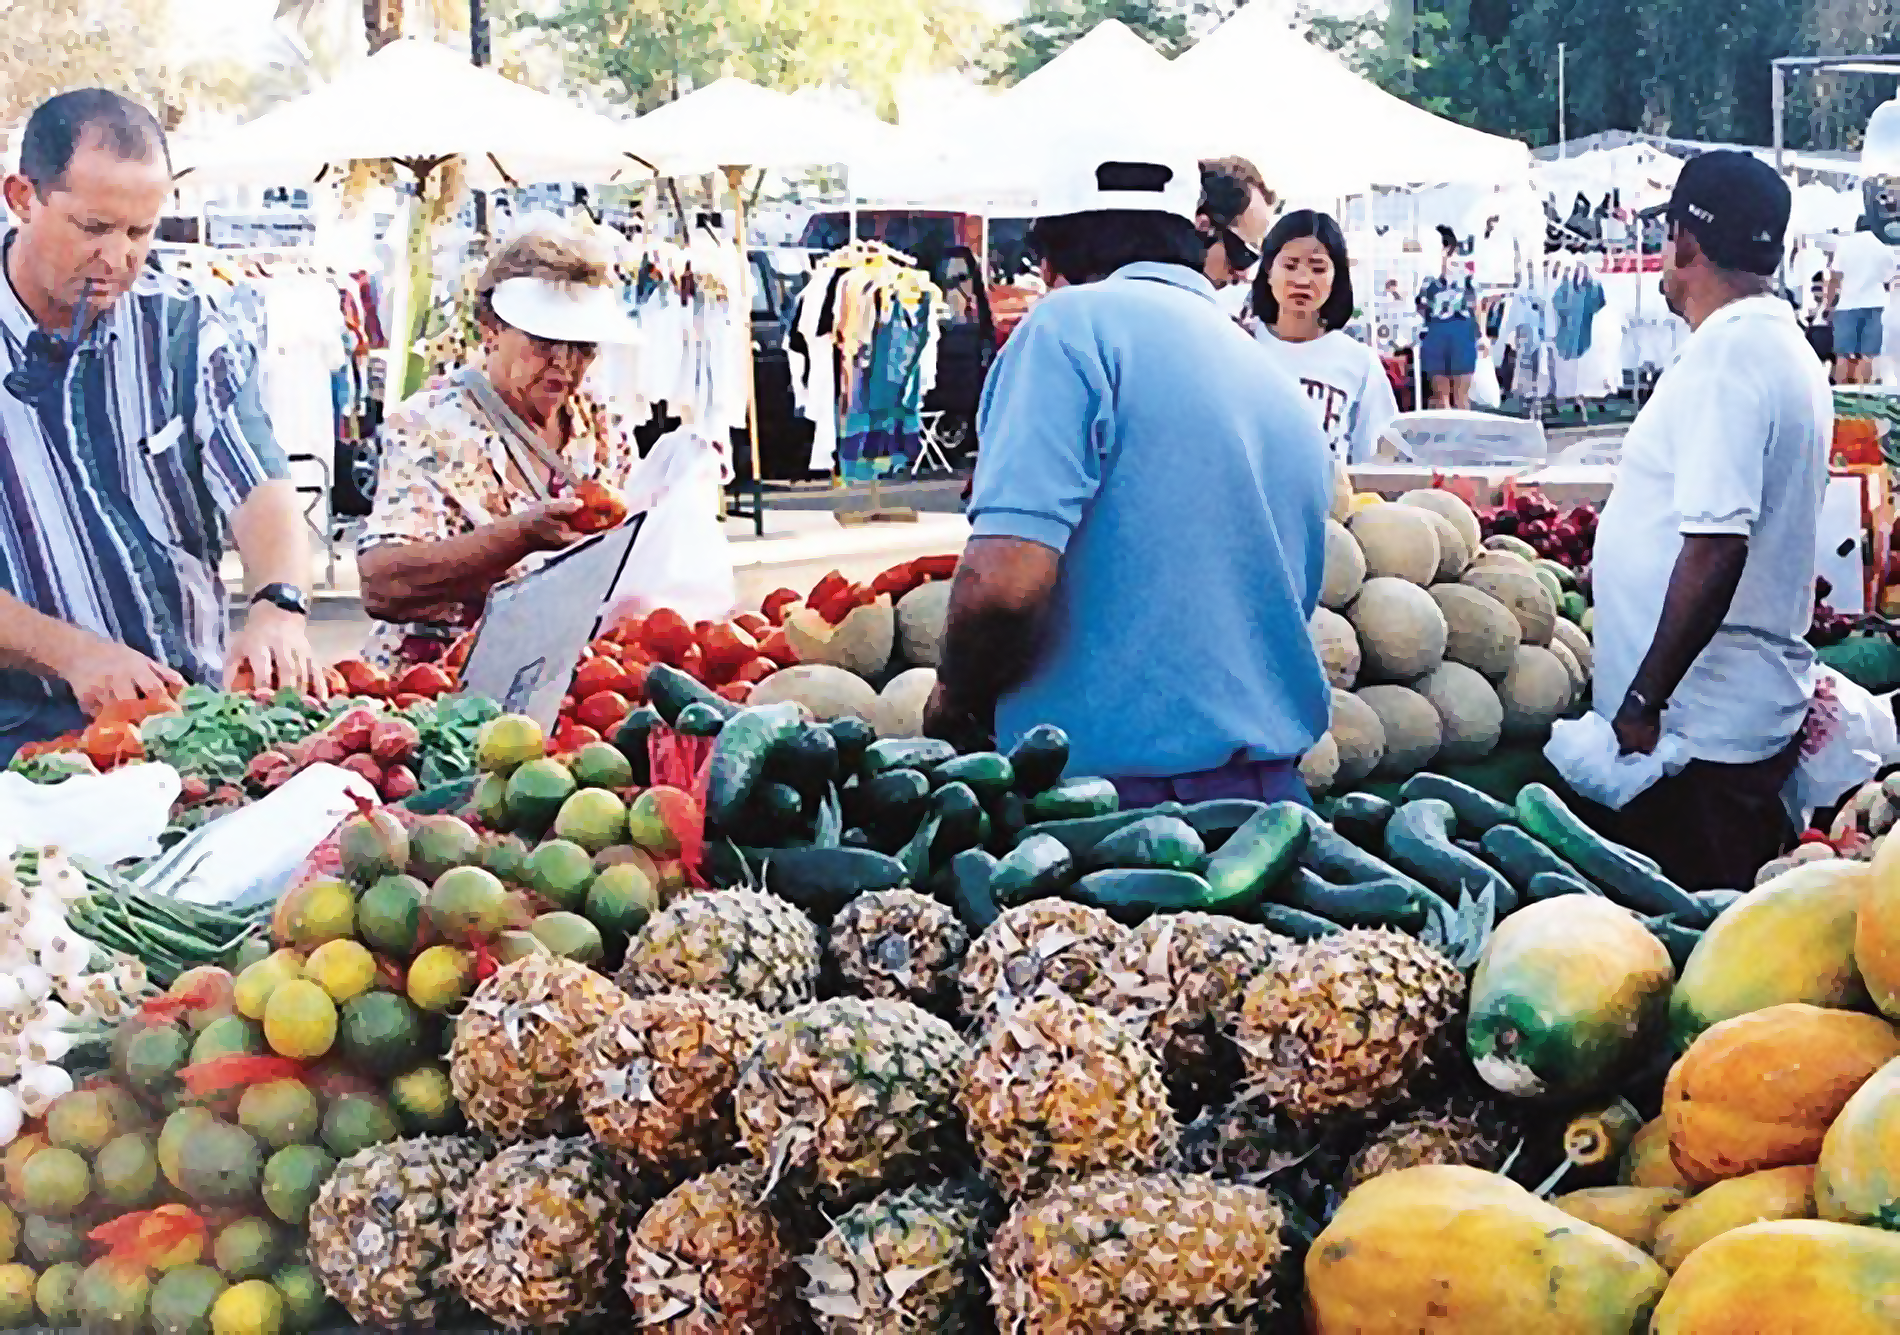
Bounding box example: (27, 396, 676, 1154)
(1420, 316, 1480, 377)
(1836, 307, 1884, 358)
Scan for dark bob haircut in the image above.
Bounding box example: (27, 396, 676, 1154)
(1026, 209, 1206, 287)
(1250, 209, 1356, 333)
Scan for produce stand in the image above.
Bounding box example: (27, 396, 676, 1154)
(3, 487, 1896, 1333)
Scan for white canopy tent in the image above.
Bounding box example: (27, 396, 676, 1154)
(625, 76, 904, 175)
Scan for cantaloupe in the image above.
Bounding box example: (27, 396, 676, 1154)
(1321, 520, 1367, 610)
(1500, 645, 1573, 740)
(1330, 689, 1385, 787)
(1300, 732, 1341, 798)
(1330, 460, 1354, 522)
(746, 664, 879, 721)
(1547, 639, 1588, 703)
(1550, 617, 1594, 680)
(1398, 488, 1483, 554)
(1310, 607, 1361, 691)
(894, 581, 950, 668)
(1357, 685, 1442, 780)
(1348, 578, 1448, 682)
(785, 595, 896, 677)
(1347, 504, 1441, 586)
(1414, 661, 1503, 764)
(1419, 510, 1472, 583)
(1462, 566, 1557, 645)
(873, 667, 936, 738)
(1430, 584, 1522, 680)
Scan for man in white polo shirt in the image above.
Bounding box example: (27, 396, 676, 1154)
(1588, 151, 1832, 889)
(1826, 217, 1896, 384)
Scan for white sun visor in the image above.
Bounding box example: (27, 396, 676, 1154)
(489, 277, 643, 345)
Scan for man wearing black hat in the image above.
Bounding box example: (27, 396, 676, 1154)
(1585, 151, 1833, 889)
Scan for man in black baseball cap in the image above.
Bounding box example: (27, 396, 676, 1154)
(1575, 149, 1832, 890)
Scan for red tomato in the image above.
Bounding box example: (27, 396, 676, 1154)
(574, 691, 632, 734)
(572, 655, 634, 700)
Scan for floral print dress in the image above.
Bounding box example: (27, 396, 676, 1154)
(355, 369, 641, 669)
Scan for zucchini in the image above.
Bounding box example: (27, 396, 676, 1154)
(1329, 792, 1397, 848)
(930, 752, 1015, 803)
(610, 706, 660, 785)
(1384, 799, 1519, 914)
(1071, 869, 1217, 922)
(1297, 811, 1438, 902)
(1201, 802, 1309, 914)
(1008, 724, 1070, 794)
(860, 769, 932, 846)
(1480, 825, 1587, 895)
(1526, 871, 1603, 901)
(1014, 805, 1185, 858)
(1180, 800, 1270, 848)
(1398, 773, 1516, 833)
(706, 702, 806, 826)
(1084, 815, 1206, 873)
(825, 716, 876, 770)
(1516, 785, 1709, 925)
(644, 663, 740, 725)
(899, 813, 940, 885)
(765, 725, 840, 793)
(1693, 888, 1744, 917)
(814, 786, 844, 849)
(989, 833, 1076, 907)
(930, 782, 987, 853)
(762, 847, 908, 915)
(1277, 868, 1431, 930)
(842, 828, 874, 850)
(946, 849, 1001, 930)
(991, 792, 1029, 843)
(1250, 903, 1342, 940)
(1643, 916, 1704, 971)
(861, 739, 957, 778)
(673, 701, 727, 737)
(1025, 778, 1120, 824)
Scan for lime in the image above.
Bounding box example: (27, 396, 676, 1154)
(211, 1278, 283, 1335)
(475, 713, 546, 776)
(167, 965, 238, 1032)
(229, 937, 271, 973)
(94, 1132, 161, 1210)
(336, 810, 410, 887)
(262, 981, 336, 1061)
(76, 1256, 151, 1331)
(338, 993, 424, 1077)
(320, 1094, 399, 1160)
(46, 1089, 118, 1155)
(493, 930, 547, 966)
(176, 1121, 263, 1207)
(404, 946, 473, 1013)
(158, 1108, 217, 1189)
(529, 911, 603, 965)
(523, 839, 596, 911)
(426, 866, 514, 941)
(137, 1204, 209, 1271)
(35, 1262, 82, 1325)
(22, 1214, 83, 1265)
(212, 1218, 280, 1281)
(586, 861, 659, 939)
(191, 1016, 265, 1067)
(232, 953, 304, 1022)
(0, 1203, 14, 1264)
(18, 1147, 88, 1217)
(473, 772, 510, 831)
(355, 874, 428, 958)
(504, 757, 576, 832)
(1, 1137, 44, 1205)
(480, 833, 530, 883)
(121, 1024, 192, 1106)
(552, 787, 628, 854)
(408, 815, 481, 882)
(303, 940, 377, 1004)
(627, 786, 687, 858)
(0, 1262, 29, 1326)
(282, 878, 355, 950)
(570, 740, 634, 790)
(150, 1264, 227, 1335)
(388, 1065, 462, 1135)
(270, 1263, 329, 1332)
(237, 1080, 321, 1150)
(260, 1144, 334, 1227)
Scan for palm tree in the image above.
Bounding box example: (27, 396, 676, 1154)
(273, 0, 469, 61)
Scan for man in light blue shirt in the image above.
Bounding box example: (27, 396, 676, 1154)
(922, 134, 1334, 803)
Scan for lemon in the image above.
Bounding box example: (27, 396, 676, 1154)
(261, 982, 336, 1062)
(0, 1263, 32, 1326)
(404, 946, 473, 1013)
(283, 879, 355, 951)
(233, 952, 304, 1022)
(302, 940, 376, 1004)
(0, 1203, 16, 1264)
(211, 1278, 283, 1335)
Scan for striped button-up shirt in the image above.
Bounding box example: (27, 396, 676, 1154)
(0, 237, 288, 695)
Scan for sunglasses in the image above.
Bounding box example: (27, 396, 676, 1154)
(521, 330, 598, 360)
(4, 288, 92, 408)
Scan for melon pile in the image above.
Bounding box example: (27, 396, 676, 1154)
(1302, 472, 1595, 796)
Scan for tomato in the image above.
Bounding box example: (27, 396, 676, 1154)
(572, 655, 634, 700)
(389, 692, 428, 709)
(97, 696, 179, 728)
(333, 659, 390, 699)
(80, 721, 144, 770)
(729, 656, 778, 686)
(699, 623, 760, 679)
(716, 680, 753, 704)
(229, 663, 257, 692)
(394, 663, 455, 697)
(757, 628, 799, 668)
(760, 588, 802, 625)
(574, 690, 632, 734)
(731, 611, 770, 637)
(807, 570, 849, 608)
(639, 608, 697, 663)
(551, 721, 603, 754)
(674, 644, 706, 680)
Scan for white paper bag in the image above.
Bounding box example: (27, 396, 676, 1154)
(604, 427, 737, 626)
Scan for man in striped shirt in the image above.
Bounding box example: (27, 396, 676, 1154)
(0, 90, 318, 761)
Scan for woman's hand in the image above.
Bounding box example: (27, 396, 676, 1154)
(509, 498, 590, 553)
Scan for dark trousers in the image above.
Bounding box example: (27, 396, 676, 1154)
(1573, 737, 1802, 892)
(1110, 756, 1310, 810)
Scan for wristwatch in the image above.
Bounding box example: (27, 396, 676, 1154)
(251, 583, 310, 617)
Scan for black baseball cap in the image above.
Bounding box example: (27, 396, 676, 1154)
(1642, 150, 1790, 275)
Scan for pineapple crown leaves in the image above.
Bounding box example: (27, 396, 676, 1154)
(1420, 881, 1497, 971)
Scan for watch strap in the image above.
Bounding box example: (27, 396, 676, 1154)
(252, 582, 310, 616)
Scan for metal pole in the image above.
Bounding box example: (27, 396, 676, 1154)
(727, 164, 764, 489)
(470, 0, 490, 235)
(1558, 44, 1567, 157)
(1772, 63, 1786, 289)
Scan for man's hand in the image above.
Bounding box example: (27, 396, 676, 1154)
(509, 499, 590, 554)
(227, 603, 323, 698)
(1613, 698, 1662, 756)
(922, 683, 995, 754)
(54, 634, 185, 718)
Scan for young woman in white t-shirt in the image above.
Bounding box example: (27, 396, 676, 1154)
(1246, 210, 1400, 462)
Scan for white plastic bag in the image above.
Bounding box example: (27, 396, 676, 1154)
(1784, 668, 1887, 821)
(604, 427, 737, 626)
(1470, 343, 1502, 408)
(0, 763, 182, 865)
(1544, 712, 1693, 810)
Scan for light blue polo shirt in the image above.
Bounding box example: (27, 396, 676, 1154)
(968, 260, 1333, 780)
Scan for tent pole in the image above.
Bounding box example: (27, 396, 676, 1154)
(726, 163, 763, 491)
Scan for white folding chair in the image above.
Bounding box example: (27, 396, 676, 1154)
(911, 411, 963, 476)
(286, 453, 339, 589)
(1375, 410, 1550, 467)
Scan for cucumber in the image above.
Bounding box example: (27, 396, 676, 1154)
(930, 752, 1015, 803)
(762, 846, 909, 915)
(1329, 792, 1397, 849)
(1398, 773, 1516, 833)
(1025, 778, 1119, 824)
(842, 828, 874, 850)
(1201, 802, 1309, 914)
(860, 739, 958, 777)
(1180, 800, 1270, 848)
(644, 663, 739, 724)
(991, 792, 1030, 843)
(899, 813, 941, 885)
(673, 701, 727, 737)
(825, 716, 876, 770)
(1693, 889, 1744, 917)
(1277, 868, 1432, 930)
(1297, 811, 1438, 902)
(1008, 724, 1070, 794)
(1384, 799, 1519, 914)
(1084, 815, 1206, 873)
(860, 769, 932, 846)
(814, 786, 844, 849)
(706, 702, 806, 826)
(930, 782, 987, 855)
(765, 725, 840, 793)
(1526, 871, 1603, 901)
(1012, 805, 1186, 858)
(1643, 917, 1704, 972)
(748, 782, 807, 843)
(1480, 825, 1587, 895)
(1516, 785, 1709, 925)
(989, 833, 1076, 907)
(1250, 903, 1342, 940)
(610, 706, 660, 785)
(1071, 869, 1217, 922)
(946, 849, 1001, 930)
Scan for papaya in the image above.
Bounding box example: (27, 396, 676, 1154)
(1816, 1054, 1900, 1229)
(1305, 1165, 1669, 1333)
(1467, 897, 1673, 1100)
(1651, 1164, 1817, 1272)
(1622, 1116, 1691, 1192)
(1663, 1003, 1900, 1187)
(1552, 1186, 1689, 1250)
(1854, 832, 1900, 1020)
(1650, 1219, 1900, 1334)
(1668, 858, 1871, 1051)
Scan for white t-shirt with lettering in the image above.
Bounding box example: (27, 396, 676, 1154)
(1591, 295, 1833, 765)
(1832, 230, 1896, 312)
(1251, 327, 1400, 463)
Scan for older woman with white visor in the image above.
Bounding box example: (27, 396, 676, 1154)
(355, 222, 643, 669)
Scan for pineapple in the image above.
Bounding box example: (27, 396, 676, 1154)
(1088, 912, 1285, 1107)
(1343, 1107, 1505, 1191)
(1233, 927, 1464, 1121)
(306, 1134, 490, 1329)
(447, 1136, 633, 1329)
(617, 890, 821, 1012)
(827, 889, 969, 1013)
(624, 1161, 795, 1332)
(800, 1181, 1001, 1333)
(576, 989, 768, 1177)
(1176, 1099, 1324, 1186)
(958, 991, 1176, 1198)
(989, 1172, 1285, 1330)
(957, 898, 1127, 1025)
(449, 953, 630, 1141)
(734, 997, 966, 1202)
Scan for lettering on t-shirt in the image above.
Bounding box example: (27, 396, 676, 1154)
(1302, 378, 1351, 443)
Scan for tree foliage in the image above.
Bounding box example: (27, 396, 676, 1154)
(0, 0, 258, 127)
(979, 0, 1232, 83)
